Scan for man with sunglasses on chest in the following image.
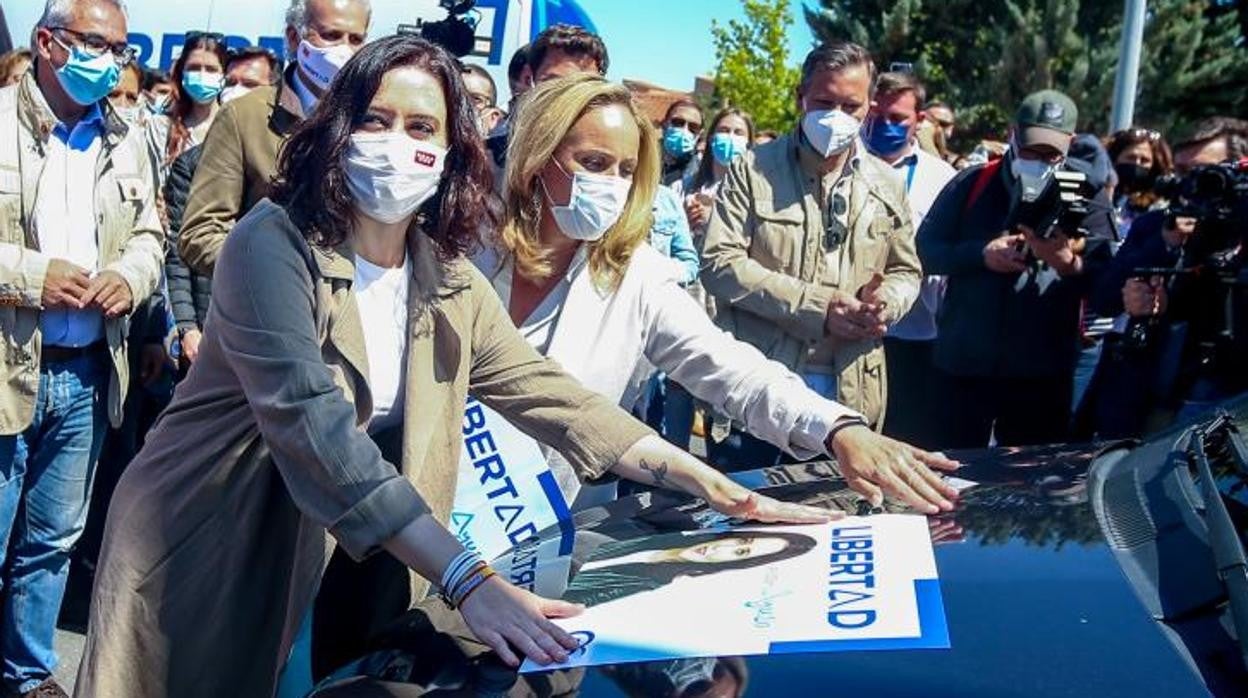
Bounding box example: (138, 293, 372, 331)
(0, 1, 163, 695)
(179, 0, 370, 276)
(701, 41, 921, 468)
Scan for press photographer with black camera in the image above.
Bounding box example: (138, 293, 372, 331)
(917, 90, 1117, 449)
(1081, 117, 1248, 438)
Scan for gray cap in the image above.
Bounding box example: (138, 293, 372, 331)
(1015, 90, 1078, 153)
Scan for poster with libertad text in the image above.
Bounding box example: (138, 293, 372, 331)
(520, 514, 950, 672)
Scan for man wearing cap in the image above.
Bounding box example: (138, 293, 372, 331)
(916, 89, 1117, 448)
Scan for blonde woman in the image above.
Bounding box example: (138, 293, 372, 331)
(478, 74, 959, 512)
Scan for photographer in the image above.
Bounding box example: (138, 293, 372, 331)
(917, 91, 1117, 448)
(1084, 117, 1248, 437)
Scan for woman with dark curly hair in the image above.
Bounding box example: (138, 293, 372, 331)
(77, 35, 832, 698)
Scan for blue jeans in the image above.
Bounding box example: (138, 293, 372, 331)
(0, 351, 107, 692)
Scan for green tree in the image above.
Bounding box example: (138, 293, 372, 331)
(711, 0, 801, 133)
(806, 0, 1248, 143)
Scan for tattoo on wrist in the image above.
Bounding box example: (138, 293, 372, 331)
(640, 458, 669, 487)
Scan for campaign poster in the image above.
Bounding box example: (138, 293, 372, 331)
(452, 397, 575, 561)
(520, 514, 949, 672)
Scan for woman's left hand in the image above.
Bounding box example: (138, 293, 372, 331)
(701, 476, 842, 524)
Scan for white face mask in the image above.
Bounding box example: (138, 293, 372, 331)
(1010, 152, 1057, 203)
(219, 84, 253, 105)
(343, 132, 447, 224)
(297, 38, 354, 91)
(801, 108, 861, 158)
(542, 160, 632, 242)
(114, 105, 142, 125)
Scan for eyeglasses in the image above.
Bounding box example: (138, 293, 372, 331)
(184, 30, 226, 44)
(668, 116, 703, 135)
(49, 27, 135, 66)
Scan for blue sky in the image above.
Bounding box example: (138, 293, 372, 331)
(576, 0, 820, 91)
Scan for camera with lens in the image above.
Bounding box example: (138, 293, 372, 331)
(1008, 168, 1097, 240)
(1121, 159, 1248, 393)
(399, 0, 478, 57)
(1153, 161, 1248, 268)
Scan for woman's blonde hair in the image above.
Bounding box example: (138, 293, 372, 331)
(499, 73, 658, 290)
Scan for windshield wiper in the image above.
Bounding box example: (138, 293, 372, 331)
(1189, 412, 1248, 670)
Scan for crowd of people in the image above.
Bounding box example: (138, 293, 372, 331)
(0, 0, 1245, 695)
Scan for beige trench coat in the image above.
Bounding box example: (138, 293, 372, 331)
(75, 200, 651, 698)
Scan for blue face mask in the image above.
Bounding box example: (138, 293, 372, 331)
(52, 37, 121, 106)
(710, 133, 749, 166)
(662, 126, 697, 158)
(864, 116, 912, 158)
(182, 70, 224, 104)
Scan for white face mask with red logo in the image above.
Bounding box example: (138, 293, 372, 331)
(343, 132, 447, 224)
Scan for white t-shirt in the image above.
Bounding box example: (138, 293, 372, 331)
(353, 255, 410, 432)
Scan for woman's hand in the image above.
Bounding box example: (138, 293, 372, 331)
(827, 425, 960, 514)
(458, 575, 584, 667)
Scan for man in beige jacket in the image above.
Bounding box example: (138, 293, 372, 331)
(701, 40, 921, 468)
(0, 1, 163, 694)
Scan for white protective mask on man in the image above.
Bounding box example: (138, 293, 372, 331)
(219, 84, 252, 105)
(297, 38, 354, 91)
(1010, 151, 1058, 203)
(343, 132, 447, 224)
(801, 108, 861, 158)
(542, 160, 632, 242)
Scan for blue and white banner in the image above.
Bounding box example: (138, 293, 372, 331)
(521, 514, 950, 672)
(5, 1, 598, 103)
(452, 396, 575, 561)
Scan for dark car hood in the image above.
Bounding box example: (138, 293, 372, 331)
(317, 443, 1233, 698)
(560, 445, 1212, 698)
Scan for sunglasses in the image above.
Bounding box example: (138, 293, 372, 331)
(823, 192, 850, 251)
(668, 116, 703, 135)
(184, 31, 226, 43)
(1118, 127, 1161, 142)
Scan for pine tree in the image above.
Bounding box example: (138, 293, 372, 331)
(804, 0, 1247, 141)
(711, 0, 801, 133)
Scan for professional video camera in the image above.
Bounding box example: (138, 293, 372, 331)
(1123, 159, 1248, 395)
(399, 0, 478, 57)
(1007, 167, 1097, 240)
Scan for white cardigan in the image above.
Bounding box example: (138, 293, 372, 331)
(474, 242, 861, 507)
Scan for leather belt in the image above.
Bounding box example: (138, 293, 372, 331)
(41, 341, 106, 365)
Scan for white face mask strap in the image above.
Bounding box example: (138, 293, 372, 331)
(540, 157, 576, 208)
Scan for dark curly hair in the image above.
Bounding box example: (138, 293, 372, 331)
(272, 35, 495, 260)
